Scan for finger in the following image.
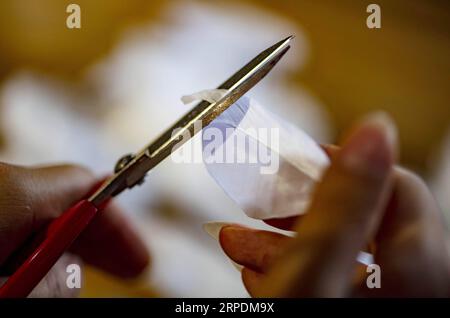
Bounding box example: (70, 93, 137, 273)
(0, 164, 149, 278)
(0, 163, 94, 264)
(220, 226, 370, 297)
(377, 168, 447, 244)
(256, 112, 397, 297)
(242, 267, 265, 297)
(31, 165, 150, 277)
(368, 168, 450, 296)
(219, 225, 291, 272)
(70, 203, 150, 278)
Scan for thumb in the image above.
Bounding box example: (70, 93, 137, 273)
(257, 112, 397, 297)
(0, 163, 95, 265)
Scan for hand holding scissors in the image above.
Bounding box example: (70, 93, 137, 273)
(0, 36, 293, 297)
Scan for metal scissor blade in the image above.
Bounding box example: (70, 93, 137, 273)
(90, 36, 293, 205)
(218, 35, 294, 91)
(141, 35, 292, 164)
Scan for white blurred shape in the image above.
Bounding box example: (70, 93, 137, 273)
(0, 73, 109, 171)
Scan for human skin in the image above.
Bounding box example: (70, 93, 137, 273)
(0, 164, 150, 297)
(219, 113, 450, 297)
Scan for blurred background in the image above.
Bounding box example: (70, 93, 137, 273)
(0, 0, 449, 297)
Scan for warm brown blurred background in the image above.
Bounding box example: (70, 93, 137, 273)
(1, 0, 449, 170)
(0, 0, 449, 297)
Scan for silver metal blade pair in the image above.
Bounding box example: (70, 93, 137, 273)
(90, 36, 293, 205)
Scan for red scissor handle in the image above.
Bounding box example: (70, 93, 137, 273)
(0, 181, 109, 298)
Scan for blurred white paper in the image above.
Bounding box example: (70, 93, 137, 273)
(182, 91, 330, 220)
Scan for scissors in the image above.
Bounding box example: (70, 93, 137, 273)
(0, 36, 292, 298)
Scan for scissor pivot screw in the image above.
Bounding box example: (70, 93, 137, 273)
(114, 153, 135, 173)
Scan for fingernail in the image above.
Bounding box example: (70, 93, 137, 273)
(203, 222, 234, 240)
(202, 222, 244, 271)
(340, 111, 397, 176)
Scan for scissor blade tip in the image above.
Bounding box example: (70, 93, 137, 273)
(283, 35, 295, 42)
(274, 35, 294, 50)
